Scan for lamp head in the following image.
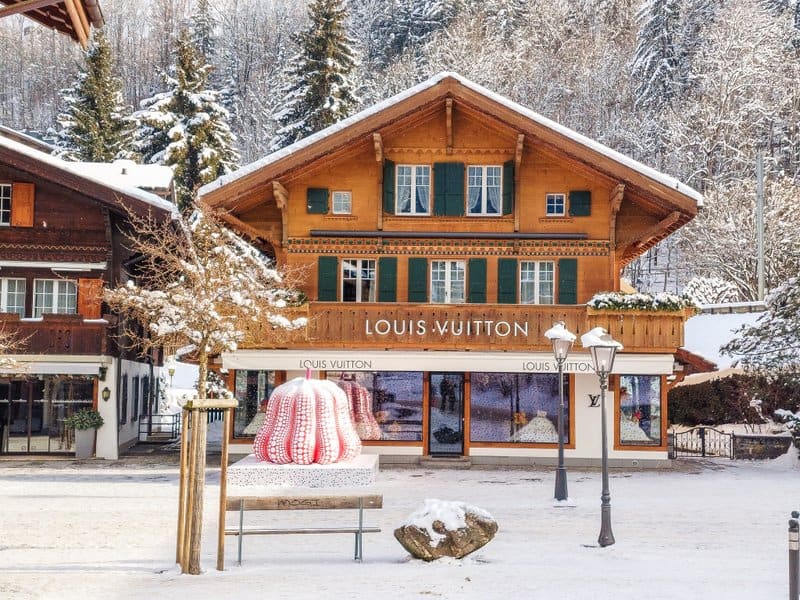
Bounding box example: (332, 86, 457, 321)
(101, 386, 111, 402)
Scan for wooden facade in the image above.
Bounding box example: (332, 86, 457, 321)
(0, 132, 174, 457)
(199, 73, 702, 463)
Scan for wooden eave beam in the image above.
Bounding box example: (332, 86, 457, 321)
(619, 211, 682, 252)
(272, 180, 289, 247)
(0, 0, 61, 18)
(514, 134, 523, 232)
(199, 202, 279, 250)
(63, 0, 88, 47)
(446, 98, 454, 155)
(372, 133, 382, 163)
(608, 183, 625, 291)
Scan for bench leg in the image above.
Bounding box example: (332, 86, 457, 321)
(354, 499, 364, 562)
(237, 499, 244, 566)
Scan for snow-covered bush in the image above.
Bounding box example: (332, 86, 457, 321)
(587, 291, 698, 312)
(683, 276, 739, 305)
(775, 409, 800, 448)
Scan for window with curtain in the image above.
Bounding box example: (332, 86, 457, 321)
(467, 166, 501, 215)
(332, 191, 352, 214)
(342, 259, 376, 302)
(396, 165, 430, 214)
(0, 278, 25, 316)
(520, 261, 554, 304)
(431, 260, 465, 303)
(33, 279, 77, 317)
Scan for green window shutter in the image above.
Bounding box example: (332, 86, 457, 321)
(317, 256, 338, 301)
(378, 257, 397, 302)
(433, 162, 465, 216)
(497, 258, 518, 304)
(557, 258, 578, 305)
(502, 160, 514, 215)
(383, 159, 395, 213)
(307, 188, 329, 214)
(468, 258, 487, 304)
(408, 258, 428, 302)
(433, 163, 447, 216)
(568, 190, 591, 217)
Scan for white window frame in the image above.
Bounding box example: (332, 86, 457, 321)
(520, 261, 554, 305)
(0, 184, 11, 226)
(467, 165, 502, 216)
(396, 165, 431, 215)
(332, 190, 352, 214)
(341, 258, 376, 303)
(0, 278, 25, 316)
(545, 193, 566, 217)
(430, 260, 466, 304)
(32, 278, 77, 317)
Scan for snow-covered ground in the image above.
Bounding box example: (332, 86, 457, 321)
(0, 448, 798, 600)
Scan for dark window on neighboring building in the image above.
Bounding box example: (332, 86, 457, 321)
(119, 375, 128, 425)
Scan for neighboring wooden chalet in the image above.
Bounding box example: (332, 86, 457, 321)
(199, 72, 702, 465)
(0, 0, 103, 47)
(0, 132, 175, 458)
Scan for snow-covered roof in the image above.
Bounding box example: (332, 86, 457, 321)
(70, 160, 174, 192)
(0, 134, 177, 215)
(683, 309, 765, 369)
(199, 72, 702, 207)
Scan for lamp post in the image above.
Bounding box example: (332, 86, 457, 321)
(166, 355, 177, 388)
(544, 321, 576, 502)
(581, 327, 623, 547)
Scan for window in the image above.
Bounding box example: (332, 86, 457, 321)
(233, 370, 276, 438)
(470, 373, 569, 444)
(0, 278, 25, 316)
(520, 261, 554, 304)
(119, 374, 128, 425)
(546, 193, 565, 216)
(131, 376, 140, 422)
(332, 191, 352, 214)
(0, 184, 10, 225)
(141, 376, 150, 417)
(342, 259, 376, 302)
(619, 375, 662, 446)
(431, 260, 465, 303)
(33, 279, 77, 317)
(467, 166, 501, 215)
(396, 165, 430, 214)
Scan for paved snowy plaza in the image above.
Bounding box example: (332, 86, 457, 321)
(1, 450, 798, 600)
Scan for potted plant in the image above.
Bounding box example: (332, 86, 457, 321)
(64, 408, 104, 459)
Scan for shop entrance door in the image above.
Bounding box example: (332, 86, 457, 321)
(428, 373, 465, 456)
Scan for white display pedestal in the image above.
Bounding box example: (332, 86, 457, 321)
(227, 454, 379, 489)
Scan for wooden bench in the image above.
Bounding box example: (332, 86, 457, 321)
(223, 494, 383, 565)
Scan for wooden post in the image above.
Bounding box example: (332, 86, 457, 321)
(186, 408, 207, 574)
(176, 408, 190, 565)
(216, 407, 232, 570)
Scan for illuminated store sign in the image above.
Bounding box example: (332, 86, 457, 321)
(365, 318, 530, 338)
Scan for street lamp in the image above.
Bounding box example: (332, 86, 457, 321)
(166, 355, 177, 388)
(580, 326, 623, 548)
(544, 321, 576, 503)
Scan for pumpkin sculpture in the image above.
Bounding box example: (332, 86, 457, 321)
(253, 376, 362, 465)
(336, 379, 382, 440)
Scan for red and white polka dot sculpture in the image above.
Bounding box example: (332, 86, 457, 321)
(253, 376, 362, 465)
(336, 379, 382, 441)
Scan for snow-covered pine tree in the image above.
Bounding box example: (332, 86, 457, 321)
(270, 0, 359, 151)
(134, 28, 239, 212)
(52, 30, 135, 162)
(190, 0, 215, 63)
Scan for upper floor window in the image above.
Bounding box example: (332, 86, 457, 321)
(33, 279, 77, 317)
(332, 191, 352, 214)
(342, 259, 376, 302)
(546, 193, 565, 216)
(431, 260, 465, 303)
(467, 166, 501, 216)
(0, 184, 10, 225)
(0, 278, 25, 316)
(397, 165, 430, 214)
(520, 261, 554, 304)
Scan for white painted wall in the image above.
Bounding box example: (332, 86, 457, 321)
(95, 358, 118, 460)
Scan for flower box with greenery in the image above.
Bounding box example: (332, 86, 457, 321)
(64, 408, 104, 459)
(587, 291, 699, 314)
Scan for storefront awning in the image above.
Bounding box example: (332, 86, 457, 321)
(222, 350, 676, 375)
(0, 360, 103, 375)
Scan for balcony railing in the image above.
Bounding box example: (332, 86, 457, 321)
(242, 303, 689, 354)
(0, 313, 109, 356)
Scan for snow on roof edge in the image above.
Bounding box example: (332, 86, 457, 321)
(198, 71, 703, 207)
(0, 135, 177, 215)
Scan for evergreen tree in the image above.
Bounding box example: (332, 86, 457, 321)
(52, 30, 135, 162)
(134, 29, 239, 212)
(270, 0, 359, 151)
(190, 0, 216, 63)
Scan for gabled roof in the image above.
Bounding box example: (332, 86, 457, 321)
(0, 133, 176, 217)
(0, 0, 103, 48)
(199, 72, 702, 222)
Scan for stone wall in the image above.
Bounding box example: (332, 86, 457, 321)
(732, 434, 792, 459)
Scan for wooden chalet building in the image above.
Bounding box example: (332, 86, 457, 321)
(199, 73, 703, 466)
(0, 133, 175, 458)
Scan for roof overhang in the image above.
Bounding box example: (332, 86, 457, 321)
(0, 0, 104, 47)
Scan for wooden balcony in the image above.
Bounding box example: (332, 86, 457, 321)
(242, 303, 690, 354)
(0, 313, 109, 356)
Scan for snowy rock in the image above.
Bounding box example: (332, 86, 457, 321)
(394, 499, 498, 561)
